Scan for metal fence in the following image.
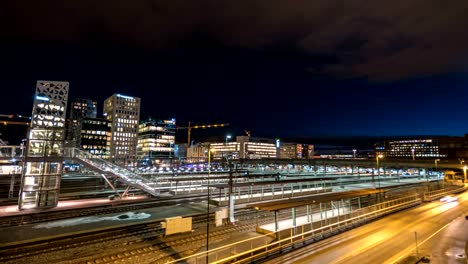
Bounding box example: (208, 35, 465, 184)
(422, 183, 466, 202)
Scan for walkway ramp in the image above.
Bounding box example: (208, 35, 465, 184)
(64, 148, 159, 196)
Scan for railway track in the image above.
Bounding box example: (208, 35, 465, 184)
(0, 194, 210, 228)
(0, 208, 274, 264)
(0, 184, 434, 264)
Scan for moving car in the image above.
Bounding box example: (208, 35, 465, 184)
(440, 195, 458, 202)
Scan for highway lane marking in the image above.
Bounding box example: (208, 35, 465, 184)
(385, 222, 452, 264)
(329, 231, 392, 264)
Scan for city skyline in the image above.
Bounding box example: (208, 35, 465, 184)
(2, 1, 468, 139)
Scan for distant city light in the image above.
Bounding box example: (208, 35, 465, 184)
(35, 95, 49, 101)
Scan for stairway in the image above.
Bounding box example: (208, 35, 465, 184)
(64, 148, 159, 196)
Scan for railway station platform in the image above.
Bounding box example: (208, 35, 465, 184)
(0, 195, 151, 217)
(258, 207, 351, 233)
(211, 186, 329, 206)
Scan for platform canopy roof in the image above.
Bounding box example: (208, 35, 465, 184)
(246, 189, 382, 211)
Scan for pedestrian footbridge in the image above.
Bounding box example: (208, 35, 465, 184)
(64, 148, 159, 197)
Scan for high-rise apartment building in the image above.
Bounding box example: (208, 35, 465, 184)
(104, 94, 140, 165)
(67, 98, 97, 147)
(137, 118, 176, 166)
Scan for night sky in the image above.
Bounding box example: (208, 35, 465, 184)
(2, 1, 468, 143)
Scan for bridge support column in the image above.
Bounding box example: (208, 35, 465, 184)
(274, 210, 279, 231)
(228, 163, 236, 224)
(324, 204, 328, 224)
(8, 173, 15, 199)
(292, 208, 296, 235)
(320, 203, 323, 219)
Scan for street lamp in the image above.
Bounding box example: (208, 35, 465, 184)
(225, 135, 232, 143)
(411, 148, 415, 161)
(206, 147, 215, 263)
(376, 154, 383, 189)
(20, 139, 27, 157)
(352, 149, 357, 159)
(463, 165, 467, 183)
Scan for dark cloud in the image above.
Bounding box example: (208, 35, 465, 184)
(3, 0, 468, 80)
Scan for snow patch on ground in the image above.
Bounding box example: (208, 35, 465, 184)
(32, 212, 151, 229)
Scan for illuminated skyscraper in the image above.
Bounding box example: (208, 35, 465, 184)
(104, 94, 140, 165)
(19, 81, 69, 210)
(31, 81, 69, 128)
(67, 98, 97, 147)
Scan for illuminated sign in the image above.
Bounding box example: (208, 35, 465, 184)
(36, 95, 49, 101)
(116, 94, 135, 100)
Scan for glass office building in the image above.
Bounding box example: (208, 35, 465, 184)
(80, 117, 111, 159)
(375, 137, 466, 159)
(137, 118, 176, 166)
(67, 98, 97, 148)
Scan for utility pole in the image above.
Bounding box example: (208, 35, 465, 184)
(228, 160, 235, 224)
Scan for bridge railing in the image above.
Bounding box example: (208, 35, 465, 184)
(64, 147, 159, 196)
(0, 146, 23, 158)
(422, 183, 466, 202)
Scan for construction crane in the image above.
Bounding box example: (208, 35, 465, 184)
(177, 122, 229, 145)
(0, 114, 30, 126)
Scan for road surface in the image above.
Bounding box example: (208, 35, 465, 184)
(267, 191, 468, 264)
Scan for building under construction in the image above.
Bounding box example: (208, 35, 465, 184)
(0, 114, 30, 145)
